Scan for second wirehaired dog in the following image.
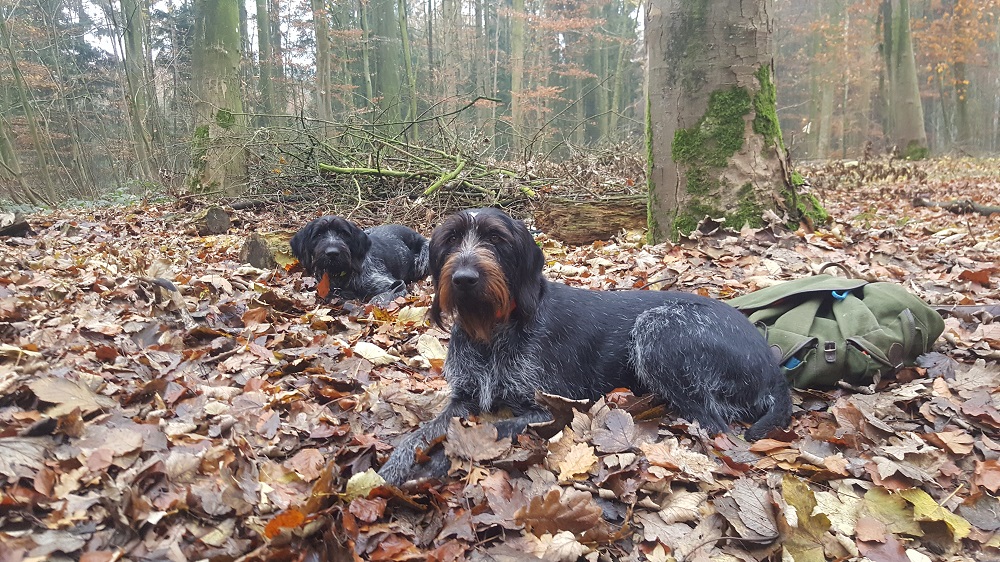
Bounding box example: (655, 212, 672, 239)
(290, 215, 429, 304)
(378, 208, 792, 484)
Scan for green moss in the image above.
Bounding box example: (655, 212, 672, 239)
(671, 86, 751, 200)
(191, 125, 210, 172)
(724, 183, 764, 229)
(752, 65, 784, 149)
(672, 86, 750, 167)
(903, 141, 929, 160)
(783, 188, 829, 228)
(672, 199, 721, 239)
(791, 170, 805, 186)
(215, 109, 236, 130)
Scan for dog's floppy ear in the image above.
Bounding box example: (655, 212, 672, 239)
(345, 221, 371, 274)
(290, 220, 317, 273)
(428, 214, 462, 330)
(505, 215, 544, 320)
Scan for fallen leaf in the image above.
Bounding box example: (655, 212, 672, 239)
(28, 377, 105, 416)
(591, 409, 640, 453)
(714, 478, 778, 542)
(556, 442, 597, 481)
(444, 418, 511, 462)
(855, 515, 888, 542)
(264, 508, 306, 539)
(344, 468, 384, 501)
(973, 460, 1000, 493)
(352, 341, 399, 365)
(514, 487, 602, 537)
(0, 437, 50, 479)
(897, 488, 971, 539)
(781, 473, 832, 562)
(284, 448, 326, 482)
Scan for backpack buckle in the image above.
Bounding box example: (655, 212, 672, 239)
(824, 341, 837, 363)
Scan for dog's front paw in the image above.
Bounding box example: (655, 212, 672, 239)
(378, 443, 451, 486)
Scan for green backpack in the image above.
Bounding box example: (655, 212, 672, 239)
(727, 273, 945, 389)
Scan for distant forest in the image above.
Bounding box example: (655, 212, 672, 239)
(0, 0, 997, 204)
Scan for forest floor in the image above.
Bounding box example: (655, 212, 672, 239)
(1, 157, 1000, 562)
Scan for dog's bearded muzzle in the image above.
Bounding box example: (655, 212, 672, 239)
(312, 240, 353, 284)
(437, 247, 512, 342)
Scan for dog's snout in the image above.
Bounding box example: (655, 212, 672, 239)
(324, 247, 341, 258)
(451, 267, 480, 289)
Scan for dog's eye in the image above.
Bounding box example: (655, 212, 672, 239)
(488, 233, 502, 244)
(446, 232, 458, 244)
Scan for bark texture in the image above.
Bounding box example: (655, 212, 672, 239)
(645, 0, 790, 241)
(883, 0, 928, 158)
(188, 0, 248, 196)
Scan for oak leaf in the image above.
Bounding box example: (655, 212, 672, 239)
(514, 487, 602, 537)
(556, 442, 597, 481)
(444, 418, 511, 462)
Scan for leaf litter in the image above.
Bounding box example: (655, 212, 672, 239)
(1, 159, 999, 561)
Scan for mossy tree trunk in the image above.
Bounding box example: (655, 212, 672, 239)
(188, 0, 248, 197)
(645, 0, 802, 242)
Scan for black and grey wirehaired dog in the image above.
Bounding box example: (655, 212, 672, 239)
(290, 215, 429, 304)
(377, 208, 792, 485)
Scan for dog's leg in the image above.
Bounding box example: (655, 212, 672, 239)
(378, 401, 472, 485)
(489, 407, 553, 439)
(630, 304, 744, 437)
(630, 303, 789, 440)
(369, 280, 409, 306)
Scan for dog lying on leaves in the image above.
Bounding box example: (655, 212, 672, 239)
(290, 215, 429, 305)
(377, 208, 792, 485)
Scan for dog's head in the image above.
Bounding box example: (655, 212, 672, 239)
(429, 208, 545, 342)
(290, 216, 371, 286)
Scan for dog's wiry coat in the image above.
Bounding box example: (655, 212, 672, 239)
(377, 208, 792, 485)
(290, 216, 429, 304)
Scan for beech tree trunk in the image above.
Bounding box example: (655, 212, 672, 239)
(188, 0, 248, 196)
(509, 0, 526, 151)
(1, 10, 56, 203)
(255, 0, 276, 123)
(312, 0, 334, 136)
(118, 0, 161, 182)
(882, 0, 928, 158)
(645, 0, 796, 242)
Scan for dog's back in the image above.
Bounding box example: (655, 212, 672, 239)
(364, 225, 429, 283)
(456, 280, 790, 439)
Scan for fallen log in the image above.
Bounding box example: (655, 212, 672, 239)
(190, 206, 232, 235)
(533, 195, 646, 245)
(912, 197, 1000, 216)
(240, 231, 297, 270)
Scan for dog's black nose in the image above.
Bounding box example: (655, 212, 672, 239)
(451, 268, 480, 289)
(325, 248, 341, 258)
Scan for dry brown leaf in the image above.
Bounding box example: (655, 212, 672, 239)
(855, 515, 888, 543)
(444, 418, 511, 462)
(556, 442, 597, 481)
(514, 487, 602, 537)
(284, 448, 326, 481)
(28, 377, 105, 416)
(974, 460, 1000, 493)
(713, 478, 778, 542)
